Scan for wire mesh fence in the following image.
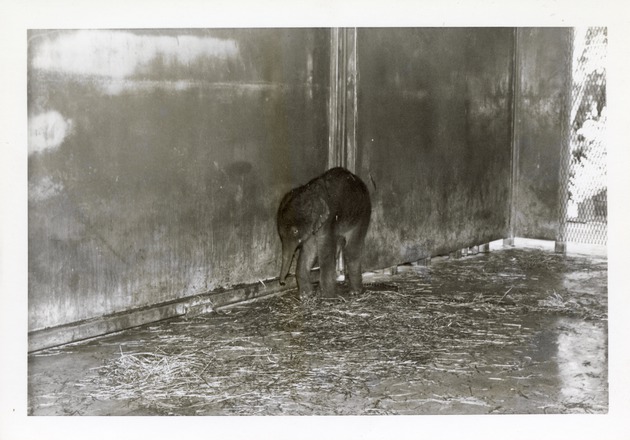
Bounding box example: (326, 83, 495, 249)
(563, 27, 607, 245)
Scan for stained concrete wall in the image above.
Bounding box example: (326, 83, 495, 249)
(28, 29, 330, 330)
(28, 28, 571, 333)
(513, 28, 573, 240)
(355, 28, 515, 268)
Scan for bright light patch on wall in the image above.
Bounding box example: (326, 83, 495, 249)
(28, 111, 72, 155)
(31, 30, 239, 79)
(29, 176, 64, 202)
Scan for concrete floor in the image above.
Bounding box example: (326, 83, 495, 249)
(28, 246, 608, 416)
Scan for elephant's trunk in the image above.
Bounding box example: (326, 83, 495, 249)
(279, 244, 295, 285)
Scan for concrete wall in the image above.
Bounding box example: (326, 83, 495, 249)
(513, 28, 573, 240)
(28, 28, 572, 333)
(355, 28, 515, 268)
(28, 29, 330, 330)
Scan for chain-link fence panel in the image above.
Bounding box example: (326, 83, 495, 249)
(564, 27, 607, 245)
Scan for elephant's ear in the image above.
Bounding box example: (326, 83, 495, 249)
(311, 195, 330, 235)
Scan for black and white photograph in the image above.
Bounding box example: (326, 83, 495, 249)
(2, 1, 629, 439)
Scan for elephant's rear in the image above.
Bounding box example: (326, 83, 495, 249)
(323, 167, 371, 229)
(322, 168, 371, 295)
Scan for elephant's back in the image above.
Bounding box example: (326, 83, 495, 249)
(323, 167, 371, 221)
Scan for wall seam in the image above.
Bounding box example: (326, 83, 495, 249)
(508, 27, 522, 244)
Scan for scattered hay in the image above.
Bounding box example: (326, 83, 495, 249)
(79, 248, 607, 415)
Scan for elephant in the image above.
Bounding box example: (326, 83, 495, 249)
(276, 167, 371, 298)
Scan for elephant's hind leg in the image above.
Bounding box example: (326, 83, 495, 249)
(343, 223, 369, 294)
(317, 231, 338, 298)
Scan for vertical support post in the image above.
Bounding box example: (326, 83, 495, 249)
(329, 28, 359, 276)
(555, 28, 575, 254)
(328, 28, 341, 170)
(328, 27, 358, 171)
(337, 30, 347, 169)
(345, 28, 358, 173)
(506, 28, 522, 248)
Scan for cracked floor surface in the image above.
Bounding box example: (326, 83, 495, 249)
(28, 247, 607, 416)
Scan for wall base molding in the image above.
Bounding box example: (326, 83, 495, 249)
(29, 236, 606, 352)
(28, 277, 295, 353)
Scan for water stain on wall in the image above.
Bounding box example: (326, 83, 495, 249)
(28, 29, 330, 330)
(514, 28, 573, 240)
(31, 30, 239, 79)
(356, 28, 514, 268)
(28, 110, 73, 154)
(27, 28, 572, 333)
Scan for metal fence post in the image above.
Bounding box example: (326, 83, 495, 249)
(555, 29, 575, 254)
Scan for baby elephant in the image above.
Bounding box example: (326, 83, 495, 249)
(277, 167, 371, 298)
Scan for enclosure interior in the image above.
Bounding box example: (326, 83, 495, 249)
(28, 28, 571, 332)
